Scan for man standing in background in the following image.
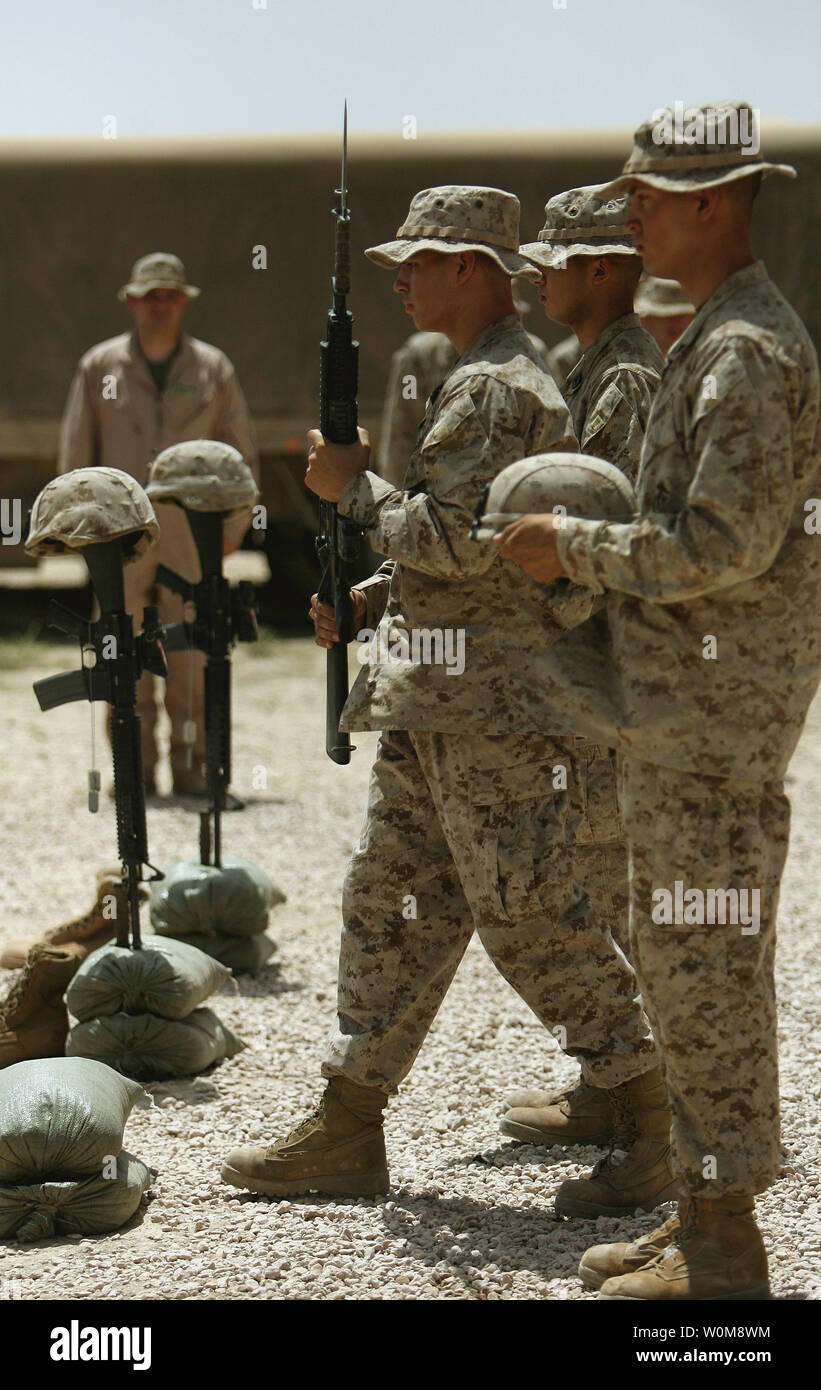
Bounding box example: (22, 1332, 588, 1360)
(58, 252, 259, 795)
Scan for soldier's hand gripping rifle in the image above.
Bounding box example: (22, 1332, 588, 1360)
(31, 538, 166, 950)
(317, 102, 361, 765)
(156, 509, 258, 870)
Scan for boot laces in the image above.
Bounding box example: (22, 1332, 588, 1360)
(284, 1104, 324, 1143)
(593, 1085, 637, 1172)
(0, 957, 36, 1021)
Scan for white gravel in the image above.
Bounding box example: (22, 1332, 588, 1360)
(0, 634, 818, 1301)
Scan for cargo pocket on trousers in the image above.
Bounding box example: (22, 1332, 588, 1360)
(574, 750, 623, 846)
(468, 760, 564, 925)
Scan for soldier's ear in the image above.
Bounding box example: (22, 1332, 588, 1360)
(453, 250, 478, 284)
(590, 256, 611, 287)
(694, 186, 722, 224)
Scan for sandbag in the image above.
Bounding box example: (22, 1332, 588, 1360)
(66, 1007, 245, 1080)
(0, 1150, 155, 1243)
(65, 936, 231, 1023)
(148, 857, 285, 939)
(0, 1058, 145, 1184)
(181, 931, 276, 974)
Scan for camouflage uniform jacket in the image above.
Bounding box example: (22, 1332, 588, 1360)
(554, 262, 821, 781)
(337, 314, 578, 733)
(376, 332, 458, 486)
(564, 313, 663, 484)
(377, 326, 552, 487)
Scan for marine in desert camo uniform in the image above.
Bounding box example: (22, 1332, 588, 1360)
(222, 186, 672, 1216)
(498, 100, 821, 1300)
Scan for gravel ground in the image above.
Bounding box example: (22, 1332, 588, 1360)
(0, 633, 818, 1302)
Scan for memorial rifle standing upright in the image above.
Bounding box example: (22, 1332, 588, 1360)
(316, 102, 361, 765)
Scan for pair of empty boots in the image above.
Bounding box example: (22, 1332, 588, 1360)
(0, 870, 145, 1069)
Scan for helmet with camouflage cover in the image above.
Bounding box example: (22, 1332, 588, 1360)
(25, 468, 159, 561)
(471, 453, 637, 541)
(144, 439, 259, 517)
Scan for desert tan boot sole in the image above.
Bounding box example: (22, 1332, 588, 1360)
(556, 1174, 680, 1218)
(500, 1117, 613, 1146)
(220, 1161, 390, 1198)
(599, 1284, 770, 1301)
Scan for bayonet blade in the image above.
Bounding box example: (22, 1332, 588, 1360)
(341, 100, 348, 213)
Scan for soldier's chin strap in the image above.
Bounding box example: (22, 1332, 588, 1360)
(155, 507, 258, 870)
(32, 535, 165, 950)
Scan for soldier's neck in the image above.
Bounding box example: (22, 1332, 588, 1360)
(445, 291, 515, 357)
(136, 326, 182, 362)
(571, 297, 634, 352)
(676, 242, 755, 312)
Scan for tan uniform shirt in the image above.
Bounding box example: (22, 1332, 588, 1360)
(58, 331, 259, 555)
(564, 314, 663, 485)
(377, 326, 552, 488)
(546, 333, 581, 394)
(551, 261, 821, 781)
(336, 314, 579, 734)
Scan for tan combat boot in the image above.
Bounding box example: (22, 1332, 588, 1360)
(579, 1210, 681, 1289)
(500, 1076, 613, 1146)
(221, 1076, 390, 1197)
(0, 943, 84, 1069)
(598, 1194, 769, 1300)
(554, 1066, 679, 1217)
(0, 869, 140, 970)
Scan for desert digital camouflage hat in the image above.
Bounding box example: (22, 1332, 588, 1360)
(118, 252, 201, 301)
(471, 453, 637, 541)
(601, 100, 796, 195)
(144, 440, 259, 517)
(365, 186, 533, 277)
(25, 468, 159, 560)
(519, 185, 637, 272)
(634, 274, 695, 318)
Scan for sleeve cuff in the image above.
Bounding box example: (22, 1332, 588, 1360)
(555, 517, 608, 595)
(337, 470, 397, 526)
(353, 566, 394, 630)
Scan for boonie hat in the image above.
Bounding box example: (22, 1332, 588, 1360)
(471, 453, 637, 541)
(118, 252, 200, 301)
(366, 186, 534, 277)
(634, 275, 695, 318)
(519, 185, 637, 272)
(26, 468, 159, 561)
(600, 100, 796, 196)
(145, 440, 259, 518)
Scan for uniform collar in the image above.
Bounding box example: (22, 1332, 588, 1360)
(566, 312, 639, 395)
(452, 313, 522, 371)
(667, 260, 769, 361)
(128, 331, 192, 383)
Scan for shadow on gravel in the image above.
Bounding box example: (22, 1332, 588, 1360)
(144, 1077, 223, 1106)
(380, 1191, 677, 1283)
(227, 964, 304, 998)
(451, 1141, 605, 1171)
(379, 1192, 579, 1279)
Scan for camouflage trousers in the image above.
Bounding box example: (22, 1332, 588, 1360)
(322, 729, 657, 1092)
(620, 757, 790, 1196)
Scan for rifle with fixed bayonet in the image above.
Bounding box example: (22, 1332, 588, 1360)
(32, 538, 166, 949)
(316, 101, 361, 765)
(157, 511, 258, 868)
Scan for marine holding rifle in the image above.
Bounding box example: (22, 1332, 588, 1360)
(221, 184, 672, 1215)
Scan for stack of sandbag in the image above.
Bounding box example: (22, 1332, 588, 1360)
(148, 856, 285, 973)
(65, 935, 245, 1081)
(0, 1057, 153, 1243)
